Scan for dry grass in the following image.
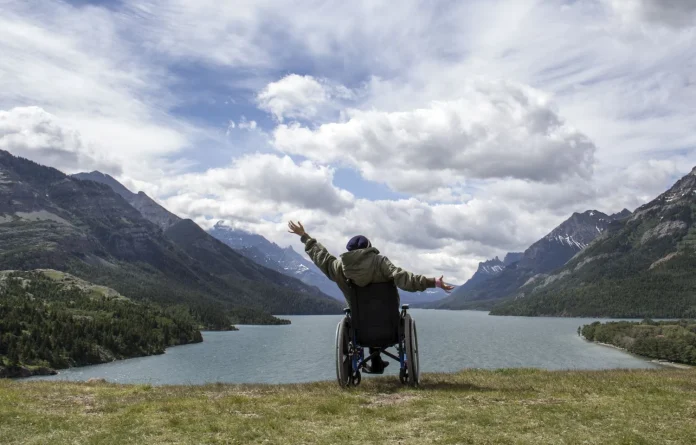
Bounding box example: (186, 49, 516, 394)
(2, 368, 696, 444)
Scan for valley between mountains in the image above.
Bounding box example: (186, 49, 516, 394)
(2, 149, 695, 377)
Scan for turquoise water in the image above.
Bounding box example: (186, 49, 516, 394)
(31, 310, 659, 385)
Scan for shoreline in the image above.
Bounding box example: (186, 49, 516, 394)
(5, 366, 695, 388)
(0, 365, 57, 379)
(587, 338, 693, 369)
(2, 336, 205, 380)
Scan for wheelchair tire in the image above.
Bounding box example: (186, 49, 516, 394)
(404, 315, 420, 387)
(335, 317, 352, 388)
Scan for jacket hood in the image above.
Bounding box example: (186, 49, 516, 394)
(340, 247, 381, 287)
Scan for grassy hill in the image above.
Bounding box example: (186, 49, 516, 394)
(1, 369, 694, 444)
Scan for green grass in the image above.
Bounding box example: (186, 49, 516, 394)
(2, 369, 696, 444)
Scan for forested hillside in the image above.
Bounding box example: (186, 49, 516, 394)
(581, 320, 696, 366)
(0, 270, 203, 378)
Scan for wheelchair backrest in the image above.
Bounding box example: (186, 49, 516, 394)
(347, 280, 401, 347)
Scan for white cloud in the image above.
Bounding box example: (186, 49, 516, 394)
(605, 0, 696, 28)
(125, 0, 273, 68)
(592, 157, 693, 212)
(0, 1, 201, 176)
(151, 154, 355, 219)
(127, 0, 458, 75)
(2, 0, 695, 285)
(272, 80, 596, 194)
(257, 74, 353, 122)
(226, 117, 258, 134)
(237, 117, 258, 131)
(226, 120, 236, 134)
(0, 106, 121, 174)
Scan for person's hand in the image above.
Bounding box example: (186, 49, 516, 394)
(435, 275, 455, 293)
(288, 221, 306, 237)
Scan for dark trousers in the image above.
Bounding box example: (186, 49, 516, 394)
(369, 347, 384, 370)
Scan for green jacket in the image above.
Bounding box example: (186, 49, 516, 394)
(301, 234, 435, 301)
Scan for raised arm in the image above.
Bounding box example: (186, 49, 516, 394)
(380, 256, 455, 293)
(288, 221, 341, 283)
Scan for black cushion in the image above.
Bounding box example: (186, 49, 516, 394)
(347, 280, 401, 347)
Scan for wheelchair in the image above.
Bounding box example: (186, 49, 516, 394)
(334, 280, 420, 387)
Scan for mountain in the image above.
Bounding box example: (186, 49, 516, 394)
(209, 222, 344, 300)
(73, 170, 340, 312)
(454, 252, 524, 294)
(491, 167, 696, 318)
(503, 252, 524, 265)
(164, 219, 341, 314)
(72, 171, 180, 230)
(610, 209, 632, 220)
(430, 210, 628, 310)
(0, 151, 341, 329)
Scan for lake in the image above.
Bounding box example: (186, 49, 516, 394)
(31, 310, 660, 385)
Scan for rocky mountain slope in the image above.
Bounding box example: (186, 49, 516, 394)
(491, 167, 696, 318)
(165, 219, 341, 314)
(0, 151, 341, 329)
(429, 210, 629, 309)
(73, 171, 180, 231)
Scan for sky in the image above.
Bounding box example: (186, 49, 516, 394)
(1, 0, 695, 284)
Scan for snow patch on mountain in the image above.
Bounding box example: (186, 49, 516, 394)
(553, 234, 587, 249)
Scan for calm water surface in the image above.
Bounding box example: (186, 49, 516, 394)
(32, 310, 659, 385)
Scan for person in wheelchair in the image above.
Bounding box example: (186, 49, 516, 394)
(288, 221, 454, 376)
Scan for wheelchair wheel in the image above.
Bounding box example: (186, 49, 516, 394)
(335, 317, 352, 387)
(404, 314, 420, 387)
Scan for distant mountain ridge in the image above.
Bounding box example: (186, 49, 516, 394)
(209, 222, 344, 300)
(491, 167, 696, 318)
(429, 209, 630, 310)
(454, 252, 524, 295)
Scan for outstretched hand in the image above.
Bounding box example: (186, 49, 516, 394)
(288, 220, 306, 237)
(436, 275, 455, 293)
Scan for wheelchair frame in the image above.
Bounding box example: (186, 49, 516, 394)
(335, 303, 419, 387)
